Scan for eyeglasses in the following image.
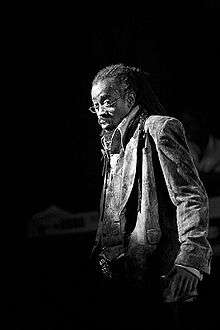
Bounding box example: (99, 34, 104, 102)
(88, 96, 122, 114)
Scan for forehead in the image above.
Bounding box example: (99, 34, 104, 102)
(91, 79, 119, 101)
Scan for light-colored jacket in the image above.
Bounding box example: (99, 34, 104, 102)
(93, 114, 212, 281)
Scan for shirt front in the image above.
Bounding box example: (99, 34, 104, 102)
(99, 105, 140, 258)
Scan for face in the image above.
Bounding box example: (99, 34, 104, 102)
(91, 79, 134, 131)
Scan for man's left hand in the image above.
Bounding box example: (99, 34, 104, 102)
(162, 266, 199, 303)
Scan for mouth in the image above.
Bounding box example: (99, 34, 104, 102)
(99, 118, 110, 124)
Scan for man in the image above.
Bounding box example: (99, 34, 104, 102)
(89, 63, 212, 330)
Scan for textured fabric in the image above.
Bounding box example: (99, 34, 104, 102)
(92, 112, 212, 287)
(176, 264, 203, 280)
(147, 116, 212, 274)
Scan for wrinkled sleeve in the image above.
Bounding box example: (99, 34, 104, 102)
(155, 117, 212, 274)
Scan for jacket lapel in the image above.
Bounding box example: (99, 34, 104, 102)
(119, 123, 141, 213)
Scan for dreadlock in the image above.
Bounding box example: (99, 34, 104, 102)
(92, 63, 166, 115)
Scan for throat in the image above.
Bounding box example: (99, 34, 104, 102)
(103, 130, 114, 150)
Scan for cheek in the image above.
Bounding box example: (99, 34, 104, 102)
(112, 112, 122, 122)
(116, 106, 129, 120)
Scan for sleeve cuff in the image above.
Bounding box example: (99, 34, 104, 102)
(175, 264, 203, 281)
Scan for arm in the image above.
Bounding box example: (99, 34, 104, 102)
(153, 117, 212, 274)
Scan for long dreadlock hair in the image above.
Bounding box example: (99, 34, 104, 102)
(92, 63, 166, 115)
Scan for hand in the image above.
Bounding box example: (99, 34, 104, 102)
(162, 266, 199, 303)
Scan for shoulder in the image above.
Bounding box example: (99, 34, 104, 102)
(144, 115, 184, 138)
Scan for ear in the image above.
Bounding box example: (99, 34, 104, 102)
(127, 92, 136, 108)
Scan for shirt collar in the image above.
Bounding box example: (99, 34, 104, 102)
(101, 105, 140, 153)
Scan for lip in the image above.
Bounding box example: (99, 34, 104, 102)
(99, 118, 110, 124)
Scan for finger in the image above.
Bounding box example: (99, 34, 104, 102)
(190, 277, 199, 296)
(172, 274, 182, 299)
(164, 278, 175, 301)
(179, 276, 189, 298)
(192, 277, 199, 292)
(185, 277, 196, 297)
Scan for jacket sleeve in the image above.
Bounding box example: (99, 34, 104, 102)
(153, 117, 212, 274)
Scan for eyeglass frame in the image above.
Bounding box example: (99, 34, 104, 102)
(88, 95, 123, 114)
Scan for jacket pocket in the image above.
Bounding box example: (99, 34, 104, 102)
(147, 228, 161, 244)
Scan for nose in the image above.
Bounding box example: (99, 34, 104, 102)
(97, 104, 107, 116)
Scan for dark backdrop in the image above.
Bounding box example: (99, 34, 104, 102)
(9, 4, 220, 330)
(19, 10, 219, 219)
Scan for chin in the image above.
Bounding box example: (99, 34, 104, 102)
(101, 123, 114, 131)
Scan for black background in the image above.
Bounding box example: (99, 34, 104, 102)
(8, 2, 220, 329)
(14, 5, 219, 220)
